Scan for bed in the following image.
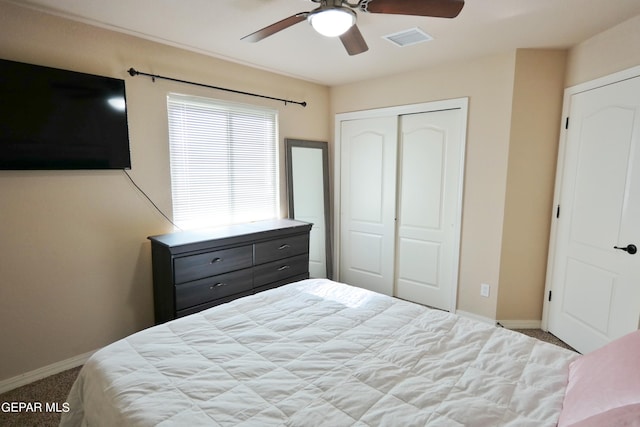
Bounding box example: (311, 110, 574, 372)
(60, 278, 640, 427)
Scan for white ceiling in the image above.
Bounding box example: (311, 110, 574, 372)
(9, 0, 640, 86)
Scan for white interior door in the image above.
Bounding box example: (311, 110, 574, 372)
(395, 110, 464, 311)
(339, 116, 398, 295)
(547, 75, 640, 354)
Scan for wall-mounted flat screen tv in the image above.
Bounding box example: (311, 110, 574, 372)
(0, 58, 131, 170)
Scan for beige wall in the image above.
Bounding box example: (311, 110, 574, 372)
(331, 53, 518, 319)
(496, 49, 567, 322)
(565, 14, 640, 87)
(0, 2, 330, 382)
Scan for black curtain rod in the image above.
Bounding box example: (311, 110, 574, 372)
(127, 68, 307, 108)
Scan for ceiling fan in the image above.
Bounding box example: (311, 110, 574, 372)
(241, 0, 465, 56)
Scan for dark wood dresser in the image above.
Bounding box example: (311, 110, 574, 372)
(148, 219, 312, 324)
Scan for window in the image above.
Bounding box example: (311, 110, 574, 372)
(167, 93, 279, 230)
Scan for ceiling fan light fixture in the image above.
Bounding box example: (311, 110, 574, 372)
(308, 8, 356, 38)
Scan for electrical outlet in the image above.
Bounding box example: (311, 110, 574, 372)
(480, 283, 490, 298)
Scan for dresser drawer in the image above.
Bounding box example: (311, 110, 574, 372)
(253, 273, 309, 294)
(175, 268, 253, 311)
(176, 289, 254, 318)
(174, 246, 253, 284)
(254, 234, 309, 265)
(253, 254, 309, 288)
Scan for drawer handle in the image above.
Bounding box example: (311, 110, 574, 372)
(210, 283, 226, 289)
(277, 265, 291, 271)
(210, 257, 223, 264)
(278, 244, 291, 250)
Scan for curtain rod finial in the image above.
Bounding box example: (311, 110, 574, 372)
(127, 68, 138, 77)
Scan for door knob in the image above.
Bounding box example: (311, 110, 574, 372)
(614, 244, 637, 255)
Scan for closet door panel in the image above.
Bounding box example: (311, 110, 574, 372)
(339, 117, 398, 295)
(396, 109, 464, 310)
(349, 231, 384, 275)
(399, 127, 445, 230)
(349, 136, 384, 223)
(397, 238, 440, 285)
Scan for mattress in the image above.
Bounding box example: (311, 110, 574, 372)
(61, 278, 578, 426)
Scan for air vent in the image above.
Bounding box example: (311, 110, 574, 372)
(383, 27, 433, 47)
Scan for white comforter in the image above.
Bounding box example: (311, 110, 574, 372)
(61, 279, 578, 426)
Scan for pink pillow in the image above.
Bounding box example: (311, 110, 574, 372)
(558, 330, 640, 427)
(567, 404, 640, 427)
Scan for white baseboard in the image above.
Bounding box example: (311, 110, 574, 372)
(456, 310, 496, 325)
(497, 319, 542, 329)
(0, 350, 95, 394)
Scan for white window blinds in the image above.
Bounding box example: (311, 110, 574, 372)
(167, 93, 279, 230)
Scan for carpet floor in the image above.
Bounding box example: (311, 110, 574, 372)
(512, 328, 577, 352)
(0, 366, 82, 427)
(0, 329, 575, 426)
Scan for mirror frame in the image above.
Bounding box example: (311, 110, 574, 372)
(284, 138, 332, 279)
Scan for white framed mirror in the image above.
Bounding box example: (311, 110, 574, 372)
(285, 139, 332, 279)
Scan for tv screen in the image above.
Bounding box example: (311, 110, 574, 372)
(0, 58, 131, 170)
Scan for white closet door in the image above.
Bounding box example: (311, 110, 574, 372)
(395, 110, 464, 311)
(339, 116, 398, 295)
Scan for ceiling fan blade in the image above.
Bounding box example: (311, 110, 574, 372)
(339, 25, 369, 56)
(241, 13, 309, 43)
(359, 0, 464, 18)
